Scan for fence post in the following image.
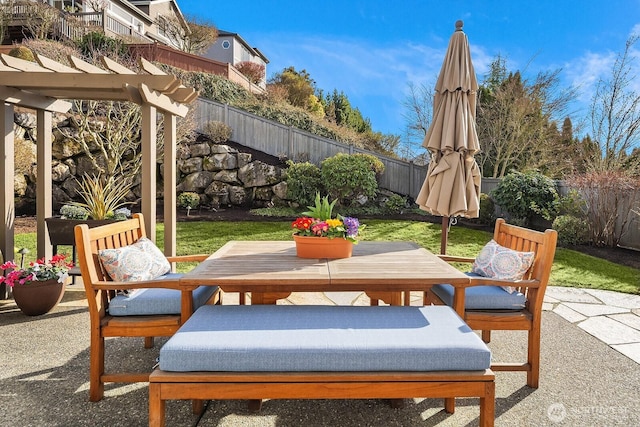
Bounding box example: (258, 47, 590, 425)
(223, 103, 229, 125)
(288, 126, 294, 159)
(349, 145, 353, 155)
(409, 160, 415, 198)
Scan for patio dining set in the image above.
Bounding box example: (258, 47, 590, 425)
(72, 212, 557, 427)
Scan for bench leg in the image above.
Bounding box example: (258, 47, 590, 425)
(444, 397, 455, 413)
(248, 399, 263, 412)
(149, 383, 165, 427)
(388, 398, 405, 408)
(144, 337, 154, 349)
(479, 382, 495, 427)
(192, 399, 205, 415)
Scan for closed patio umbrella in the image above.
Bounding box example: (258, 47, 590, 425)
(415, 20, 481, 254)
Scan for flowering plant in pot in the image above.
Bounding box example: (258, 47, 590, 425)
(291, 194, 364, 258)
(0, 254, 74, 315)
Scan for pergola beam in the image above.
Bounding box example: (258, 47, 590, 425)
(0, 86, 72, 113)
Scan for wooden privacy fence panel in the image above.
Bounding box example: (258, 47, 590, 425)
(195, 99, 428, 199)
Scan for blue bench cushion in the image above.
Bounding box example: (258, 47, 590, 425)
(159, 305, 491, 372)
(432, 273, 527, 310)
(109, 273, 218, 316)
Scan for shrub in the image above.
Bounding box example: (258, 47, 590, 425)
(235, 61, 265, 84)
(285, 161, 323, 206)
(491, 170, 559, 225)
(178, 192, 200, 209)
(22, 38, 81, 66)
(78, 32, 128, 59)
(384, 194, 407, 214)
(553, 215, 589, 247)
(8, 46, 35, 62)
(178, 192, 200, 216)
(320, 153, 380, 206)
(478, 193, 495, 225)
(566, 171, 640, 247)
(203, 121, 232, 143)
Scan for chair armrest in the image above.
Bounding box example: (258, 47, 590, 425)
(166, 254, 209, 263)
(438, 255, 475, 263)
(466, 277, 541, 288)
(91, 279, 183, 291)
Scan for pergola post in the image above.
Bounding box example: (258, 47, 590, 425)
(141, 103, 157, 241)
(163, 112, 177, 257)
(0, 103, 15, 299)
(36, 109, 53, 260)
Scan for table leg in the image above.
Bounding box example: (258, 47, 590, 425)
(365, 291, 403, 306)
(250, 292, 291, 305)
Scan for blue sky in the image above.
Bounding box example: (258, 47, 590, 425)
(177, 0, 640, 140)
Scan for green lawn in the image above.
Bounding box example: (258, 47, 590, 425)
(14, 219, 640, 295)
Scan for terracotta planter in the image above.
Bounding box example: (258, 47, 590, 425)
(293, 235, 353, 259)
(12, 279, 66, 316)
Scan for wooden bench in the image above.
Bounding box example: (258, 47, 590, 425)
(148, 305, 495, 426)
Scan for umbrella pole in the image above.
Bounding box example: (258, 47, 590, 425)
(440, 216, 449, 255)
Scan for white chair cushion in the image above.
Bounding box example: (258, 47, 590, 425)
(98, 237, 171, 282)
(472, 239, 534, 293)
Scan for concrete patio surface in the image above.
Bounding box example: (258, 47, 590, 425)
(1, 284, 639, 426)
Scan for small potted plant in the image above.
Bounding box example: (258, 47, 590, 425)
(46, 174, 132, 246)
(291, 193, 364, 259)
(0, 254, 74, 316)
(178, 192, 200, 217)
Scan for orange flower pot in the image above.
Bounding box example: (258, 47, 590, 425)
(293, 235, 353, 259)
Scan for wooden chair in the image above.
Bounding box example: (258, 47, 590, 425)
(425, 218, 558, 388)
(74, 213, 221, 401)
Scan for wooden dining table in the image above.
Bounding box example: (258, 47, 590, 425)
(178, 240, 470, 320)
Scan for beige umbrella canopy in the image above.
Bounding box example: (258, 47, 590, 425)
(415, 20, 481, 254)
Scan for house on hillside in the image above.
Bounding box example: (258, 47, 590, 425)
(204, 30, 269, 88)
(0, 0, 188, 47)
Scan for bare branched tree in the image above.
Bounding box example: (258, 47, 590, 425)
(84, 0, 109, 12)
(60, 100, 142, 184)
(21, 0, 58, 40)
(477, 60, 575, 178)
(588, 35, 640, 174)
(159, 14, 217, 55)
(400, 82, 433, 163)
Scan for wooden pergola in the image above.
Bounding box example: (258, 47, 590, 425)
(0, 52, 197, 298)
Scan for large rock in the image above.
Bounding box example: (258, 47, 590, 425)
(204, 181, 230, 207)
(14, 112, 36, 129)
(210, 144, 238, 154)
(76, 155, 107, 177)
(51, 162, 71, 182)
(203, 153, 237, 171)
(14, 174, 28, 196)
(228, 185, 249, 205)
(213, 170, 241, 185)
(238, 161, 281, 187)
(189, 143, 210, 157)
(178, 158, 203, 174)
(272, 181, 288, 200)
(237, 152, 252, 168)
(177, 171, 214, 192)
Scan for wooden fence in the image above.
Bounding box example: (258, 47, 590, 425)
(194, 99, 429, 199)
